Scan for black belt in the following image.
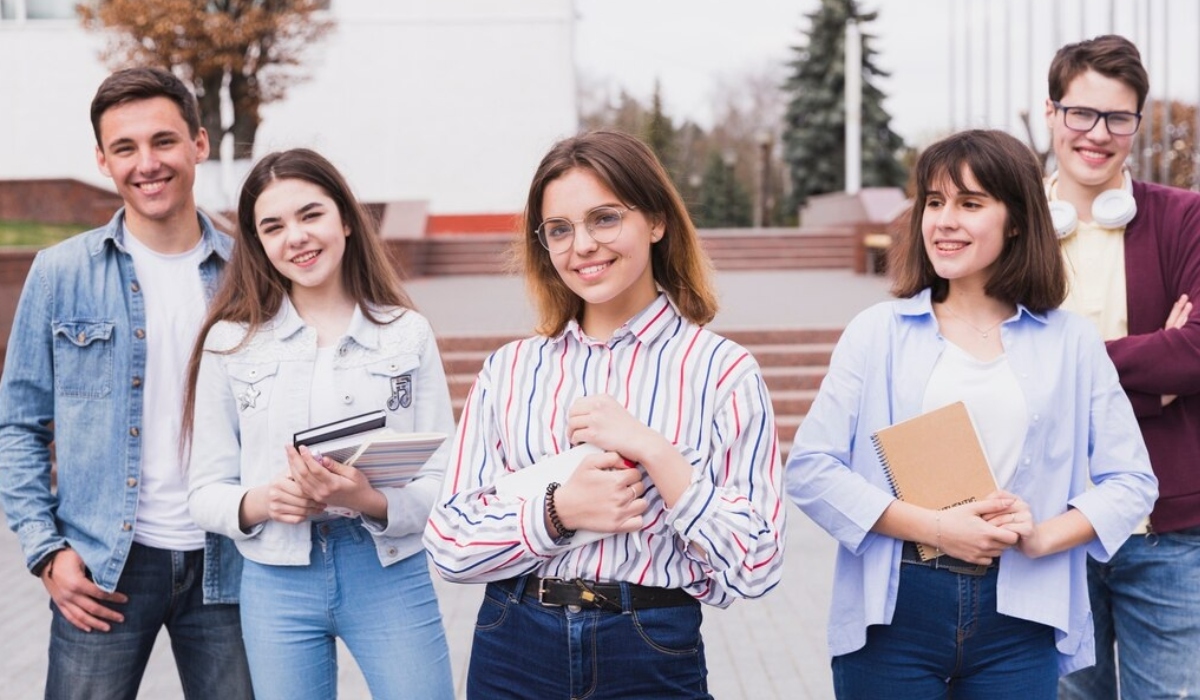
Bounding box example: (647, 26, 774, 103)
(900, 541, 997, 577)
(500, 576, 696, 612)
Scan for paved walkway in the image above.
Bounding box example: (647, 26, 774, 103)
(0, 269, 892, 699)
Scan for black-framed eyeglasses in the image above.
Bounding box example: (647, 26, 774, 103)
(1052, 101, 1142, 136)
(535, 205, 637, 253)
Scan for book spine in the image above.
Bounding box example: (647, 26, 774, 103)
(870, 433, 903, 500)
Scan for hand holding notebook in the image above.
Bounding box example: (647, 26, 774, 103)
(871, 401, 997, 560)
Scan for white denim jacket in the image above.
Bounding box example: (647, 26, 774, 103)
(188, 298, 454, 567)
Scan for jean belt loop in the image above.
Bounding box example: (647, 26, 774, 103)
(618, 580, 634, 615)
(511, 574, 530, 603)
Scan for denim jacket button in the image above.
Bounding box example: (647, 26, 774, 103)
(121, 522, 132, 531)
(131, 376, 142, 388)
(126, 478, 137, 487)
(386, 547, 397, 557)
(134, 328, 145, 339)
(129, 427, 139, 437)
(130, 282, 140, 293)
(76, 331, 85, 343)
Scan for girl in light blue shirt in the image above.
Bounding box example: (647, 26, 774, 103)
(786, 130, 1156, 699)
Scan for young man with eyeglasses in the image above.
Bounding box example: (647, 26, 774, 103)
(1046, 35, 1200, 700)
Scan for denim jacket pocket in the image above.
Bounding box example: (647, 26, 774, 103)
(51, 320, 115, 398)
(226, 361, 280, 419)
(366, 356, 420, 427)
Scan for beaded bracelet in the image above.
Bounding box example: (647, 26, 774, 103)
(545, 482, 576, 543)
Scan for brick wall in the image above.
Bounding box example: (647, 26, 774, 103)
(0, 179, 122, 227)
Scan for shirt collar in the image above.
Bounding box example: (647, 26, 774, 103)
(557, 292, 680, 347)
(896, 288, 1050, 327)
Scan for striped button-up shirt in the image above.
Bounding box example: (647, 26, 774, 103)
(424, 294, 785, 607)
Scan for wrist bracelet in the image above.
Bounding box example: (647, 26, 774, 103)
(545, 482, 576, 543)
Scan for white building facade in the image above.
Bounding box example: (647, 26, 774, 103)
(0, 0, 578, 216)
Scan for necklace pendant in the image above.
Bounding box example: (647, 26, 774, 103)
(981, 332, 988, 338)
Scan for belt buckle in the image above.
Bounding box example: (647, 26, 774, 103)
(536, 577, 563, 606)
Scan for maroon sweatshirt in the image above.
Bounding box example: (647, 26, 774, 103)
(1107, 180, 1200, 533)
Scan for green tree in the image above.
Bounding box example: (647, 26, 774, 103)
(782, 0, 906, 211)
(643, 80, 676, 174)
(694, 152, 752, 228)
(80, 0, 333, 161)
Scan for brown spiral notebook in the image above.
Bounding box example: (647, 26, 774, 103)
(870, 401, 997, 561)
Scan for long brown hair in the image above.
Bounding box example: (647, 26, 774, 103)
(890, 129, 1066, 312)
(181, 148, 414, 453)
(518, 130, 718, 336)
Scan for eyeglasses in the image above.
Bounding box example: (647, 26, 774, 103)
(535, 205, 636, 253)
(1052, 101, 1142, 136)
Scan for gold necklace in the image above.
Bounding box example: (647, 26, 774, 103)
(940, 304, 1003, 338)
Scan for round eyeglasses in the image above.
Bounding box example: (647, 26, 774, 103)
(535, 205, 636, 253)
(1053, 101, 1142, 136)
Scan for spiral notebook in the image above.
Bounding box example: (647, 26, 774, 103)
(870, 401, 997, 561)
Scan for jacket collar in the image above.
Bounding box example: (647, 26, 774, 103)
(268, 296, 400, 349)
(91, 207, 233, 263)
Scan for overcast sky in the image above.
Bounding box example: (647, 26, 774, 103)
(574, 0, 1200, 149)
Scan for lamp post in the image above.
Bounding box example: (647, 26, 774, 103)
(754, 131, 773, 228)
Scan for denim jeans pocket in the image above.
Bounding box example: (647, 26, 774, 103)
(475, 584, 516, 632)
(630, 603, 702, 655)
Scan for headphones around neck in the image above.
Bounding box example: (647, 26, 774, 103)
(1045, 169, 1137, 239)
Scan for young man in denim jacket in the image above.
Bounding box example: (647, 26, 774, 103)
(0, 68, 252, 698)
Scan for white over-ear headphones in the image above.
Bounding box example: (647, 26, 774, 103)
(1045, 169, 1137, 239)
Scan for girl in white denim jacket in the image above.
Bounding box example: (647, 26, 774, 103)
(182, 149, 454, 700)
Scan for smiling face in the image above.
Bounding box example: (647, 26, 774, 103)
(254, 177, 350, 307)
(921, 166, 1011, 293)
(1046, 69, 1138, 201)
(541, 167, 663, 338)
(95, 96, 209, 240)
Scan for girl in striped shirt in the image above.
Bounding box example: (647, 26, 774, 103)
(424, 130, 786, 699)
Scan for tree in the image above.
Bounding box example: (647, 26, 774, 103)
(79, 0, 333, 161)
(644, 80, 676, 175)
(781, 0, 906, 212)
(694, 151, 752, 228)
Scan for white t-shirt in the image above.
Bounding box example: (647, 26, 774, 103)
(125, 228, 208, 551)
(923, 342, 1029, 489)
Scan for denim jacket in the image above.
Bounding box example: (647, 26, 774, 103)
(0, 209, 242, 603)
(188, 298, 454, 567)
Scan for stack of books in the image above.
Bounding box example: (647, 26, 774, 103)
(293, 410, 446, 488)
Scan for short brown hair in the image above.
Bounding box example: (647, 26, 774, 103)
(1048, 35, 1149, 111)
(518, 130, 717, 336)
(890, 129, 1066, 313)
(90, 67, 202, 145)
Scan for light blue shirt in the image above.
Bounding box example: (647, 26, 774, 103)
(0, 209, 242, 602)
(188, 297, 454, 568)
(785, 289, 1157, 675)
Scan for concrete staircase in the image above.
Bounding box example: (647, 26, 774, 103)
(410, 226, 857, 277)
(436, 327, 841, 457)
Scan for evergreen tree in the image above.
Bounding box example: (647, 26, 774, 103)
(782, 0, 906, 211)
(694, 152, 753, 228)
(643, 80, 677, 174)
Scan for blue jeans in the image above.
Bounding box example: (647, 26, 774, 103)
(1059, 527, 1200, 700)
(467, 577, 711, 699)
(239, 518, 452, 700)
(45, 542, 252, 700)
(832, 562, 1058, 700)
